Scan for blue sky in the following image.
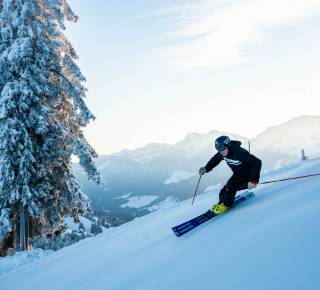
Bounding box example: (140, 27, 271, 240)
(66, 0, 320, 155)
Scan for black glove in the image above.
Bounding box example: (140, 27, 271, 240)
(199, 167, 206, 176)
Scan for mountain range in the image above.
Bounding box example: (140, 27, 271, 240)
(74, 115, 320, 223)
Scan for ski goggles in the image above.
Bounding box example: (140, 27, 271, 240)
(215, 144, 226, 152)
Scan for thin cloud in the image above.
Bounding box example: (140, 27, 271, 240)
(153, 0, 320, 71)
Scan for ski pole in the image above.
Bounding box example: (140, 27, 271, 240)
(260, 173, 320, 185)
(191, 175, 202, 206)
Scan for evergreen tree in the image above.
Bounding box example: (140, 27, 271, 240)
(79, 222, 85, 232)
(0, 208, 11, 240)
(0, 0, 100, 242)
(90, 222, 102, 235)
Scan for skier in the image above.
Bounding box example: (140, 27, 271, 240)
(199, 136, 262, 214)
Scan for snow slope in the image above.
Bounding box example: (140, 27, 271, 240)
(1, 158, 320, 290)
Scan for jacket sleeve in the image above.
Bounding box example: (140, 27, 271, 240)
(204, 153, 223, 173)
(238, 148, 262, 182)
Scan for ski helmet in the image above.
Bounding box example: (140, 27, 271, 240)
(215, 135, 230, 151)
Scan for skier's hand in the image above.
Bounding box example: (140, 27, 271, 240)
(248, 181, 258, 189)
(199, 167, 206, 176)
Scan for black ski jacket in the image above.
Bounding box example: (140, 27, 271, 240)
(204, 140, 262, 182)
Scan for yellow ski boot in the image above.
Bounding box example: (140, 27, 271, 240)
(211, 203, 229, 214)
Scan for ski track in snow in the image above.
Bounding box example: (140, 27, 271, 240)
(1, 158, 320, 290)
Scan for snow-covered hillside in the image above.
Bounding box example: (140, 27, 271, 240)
(1, 157, 320, 290)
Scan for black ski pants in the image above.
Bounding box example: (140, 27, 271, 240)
(219, 175, 249, 207)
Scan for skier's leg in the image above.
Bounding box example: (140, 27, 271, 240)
(211, 184, 233, 214)
(218, 186, 227, 203)
(212, 176, 248, 213)
(219, 176, 237, 207)
(221, 175, 248, 207)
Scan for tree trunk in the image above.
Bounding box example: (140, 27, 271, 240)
(15, 204, 29, 251)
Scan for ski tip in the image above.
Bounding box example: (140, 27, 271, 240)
(171, 228, 182, 237)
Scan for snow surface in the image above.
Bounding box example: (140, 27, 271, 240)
(64, 216, 95, 232)
(120, 195, 159, 209)
(147, 196, 178, 212)
(164, 170, 197, 184)
(114, 193, 132, 200)
(1, 158, 320, 290)
(204, 183, 222, 193)
(0, 249, 53, 276)
(115, 192, 159, 209)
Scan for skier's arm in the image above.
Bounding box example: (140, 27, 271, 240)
(238, 149, 262, 182)
(204, 153, 223, 173)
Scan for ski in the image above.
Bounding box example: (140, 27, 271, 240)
(172, 191, 255, 237)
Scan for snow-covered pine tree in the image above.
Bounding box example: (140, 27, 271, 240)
(0, 208, 11, 241)
(0, 0, 100, 250)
